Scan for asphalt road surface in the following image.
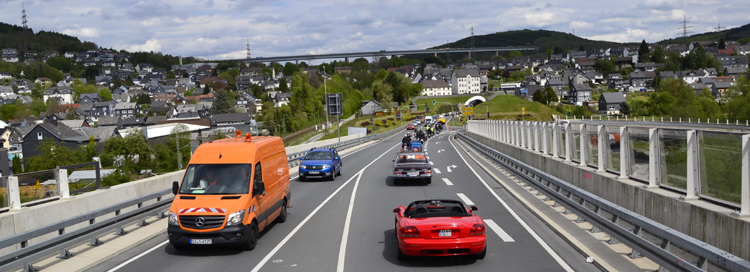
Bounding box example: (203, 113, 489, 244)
(90, 130, 601, 272)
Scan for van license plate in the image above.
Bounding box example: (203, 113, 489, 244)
(439, 230, 452, 237)
(309, 171, 320, 174)
(190, 239, 212, 245)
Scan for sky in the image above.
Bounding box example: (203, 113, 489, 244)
(0, 0, 748, 61)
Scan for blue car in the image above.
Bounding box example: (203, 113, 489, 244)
(299, 148, 342, 181)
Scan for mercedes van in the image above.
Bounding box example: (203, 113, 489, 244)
(167, 131, 291, 250)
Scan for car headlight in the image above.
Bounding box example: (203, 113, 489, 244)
(323, 164, 331, 169)
(226, 210, 245, 226)
(299, 165, 307, 170)
(168, 211, 179, 226)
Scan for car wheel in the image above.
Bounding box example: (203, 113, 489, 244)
(299, 175, 306, 181)
(337, 164, 342, 176)
(276, 201, 287, 223)
(393, 178, 400, 185)
(242, 222, 259, 250)
(475, 245, 487, 259)
(330, 171, 336, 181)
(425, 178, 432, 184)
(397, 245, 410, 261)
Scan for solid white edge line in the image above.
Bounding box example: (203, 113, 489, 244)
(252, 139, 400, 272)
(106, 240, 170, 272)
(337, 143, 399, 272)
(484, 219, 515, 242)
(456, 193, 474, 205)
(442, 178, 453, 186)
(449, 134, 575, 272)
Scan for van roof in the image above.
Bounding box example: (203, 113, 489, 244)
(189, 136, 285, 164)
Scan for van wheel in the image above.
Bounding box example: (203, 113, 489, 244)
(172, 243, 187, 251)
(276, 201, 287, 223)
(243, 223, 259, 250)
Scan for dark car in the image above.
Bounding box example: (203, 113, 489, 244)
(392, 152, 432, 185)
(299, 148, 342, 181)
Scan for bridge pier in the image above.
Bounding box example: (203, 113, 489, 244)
(345, 57, 349, 63)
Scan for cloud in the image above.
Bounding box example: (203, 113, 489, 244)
(570, 21, 594, 30)
(126, 38, 162, 53)
(62, 27, 100, 38)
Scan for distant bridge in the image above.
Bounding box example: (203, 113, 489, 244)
(232, 46, 537, 64)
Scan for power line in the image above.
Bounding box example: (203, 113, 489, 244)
(246, 39, 251, 60)
(715, 23, 724, 32)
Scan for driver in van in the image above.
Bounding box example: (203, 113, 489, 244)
(199, 169, 218, 187)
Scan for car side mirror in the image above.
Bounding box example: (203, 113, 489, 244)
(335, 156, 340, 160)
(253, 180, 266, 196)
(393, 208, 400, 213)
(299, 157, 304, 161)
(172, 181, 179, 195)
(471, 206, 478, 211)
(392, 160, 395, 163)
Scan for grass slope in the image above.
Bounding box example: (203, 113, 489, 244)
(478, 95, 560, 122)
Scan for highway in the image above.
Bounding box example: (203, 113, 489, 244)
(89, 129, 602, 272)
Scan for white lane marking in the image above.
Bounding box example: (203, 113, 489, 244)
(438, 150, 442, 153)
(447, 166, 453, 172)
(253, 143, 399, 272)
(426, 156, 430, 160)
(484, 219, 515, 242)
(456, 193, 474, 205)
(449, 136, 574, 272)
(337, 143, 400, 272)
(434, 168, 441, 174)
(442, 178, 453, 186)
(429, 161, 434, 166)
(106, 240, 170, 272)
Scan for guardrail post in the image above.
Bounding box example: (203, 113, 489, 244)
(532, 122, 539, 152)
(565, 123, 572, 162)
(494, 120, 500, 141)
(645, 128, 660, 189)
(680, 130, 700, 201)
(501, 121, 507, 143)
(732, 134, 750, 217)
(8, 175, 21, 210)
(619, 126, 630, 179)
(515, 122, 520, 146)
(552, 122, 559, 157)
(58, 168, 70, 198)
(580, 124, 587, 167)
(542, 123, 549, 155)
(520, 122, 525, 148)
(597, 125, 606, 172)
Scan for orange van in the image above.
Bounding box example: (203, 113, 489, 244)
(167, 131, 291, 250)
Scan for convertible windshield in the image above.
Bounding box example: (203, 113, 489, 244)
(404, 200, 468, 218)
(179, 164, 251, 195)
(305, 151, 332, 160)
(396, 154, 427, 164)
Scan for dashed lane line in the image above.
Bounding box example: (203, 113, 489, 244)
(484, 219, 515, 242)
(456, 193, 474, 205)
(442, 178, 453, 186)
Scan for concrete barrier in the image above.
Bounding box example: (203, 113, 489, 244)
(465, 131, 750, 261)
(0, 170, 184, 255)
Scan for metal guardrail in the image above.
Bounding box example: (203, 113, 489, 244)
(286, 125, 406, 166)
(456, 132, 750, 272)
(0, 189, 173, 272)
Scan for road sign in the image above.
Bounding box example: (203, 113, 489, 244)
(327, 93, 343, 116)
(395, 113, 401, 119)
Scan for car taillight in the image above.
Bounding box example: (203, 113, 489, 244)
(423, 169, 431, 174)
(394, 169, 403, 175)
(400, 226, 420, 237)
(470, 224, 486, 236)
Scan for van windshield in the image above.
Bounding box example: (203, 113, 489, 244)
(179, 164, 251, 195)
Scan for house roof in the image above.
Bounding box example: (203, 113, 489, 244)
(453, 69, 480, 78)
(421, 80, 450, 88)
(80, 126, 119, 141)
(59, 119, 87, 129)
(600, 92, 626, 104)
(114, 102, 137, 110)
(43, 86, 73, 95)
(97, 116, 121, 126)
(32, 123, 90, 142)
(145, 116, 167, 125)
(121, 117, 146, 126)
(210, 113, 250, 125)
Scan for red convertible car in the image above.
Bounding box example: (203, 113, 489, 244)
(406, 124, 416, 130)
(393, 199, 486, 260)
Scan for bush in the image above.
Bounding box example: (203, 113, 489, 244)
(102, 170, 131, 187)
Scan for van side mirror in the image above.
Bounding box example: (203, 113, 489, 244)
(253, 180, 266, 196)
(172, 181, 179, 195)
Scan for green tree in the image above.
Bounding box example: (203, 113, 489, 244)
(532, 89, 547, 105)
(25, 139, 77, 172)
(373, 81, 393, 113)
(99, 88, 112, 101)
(725, 77, 750, 121)
(506, 51, 522, 59)
(12, 156, 22, 174)
(594, 59, 615, 72)
(718, 37, 726, 50)
(283, 63, 299, 77)
(652, 46, 665, 63)
(278, 77, 289, 93)
(137, 93, 151, 104)
(638, 40, 650, 63)
(553, 46, 564, 54)
(100, 132, 154, 174)
(620, 101, 630, 116)
(544, 86, 558, 106)
(184, 90, 193, 97)
(212, 89, 234, 114)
